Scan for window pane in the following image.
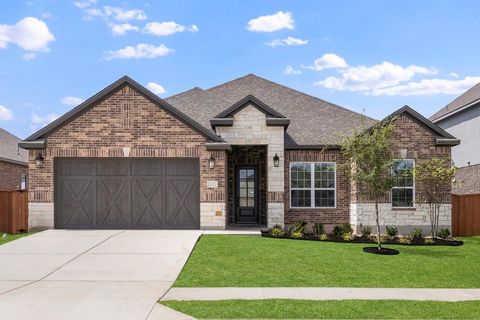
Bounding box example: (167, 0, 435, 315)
(392, 159, 414, 187)
(239, 198, 248, 207)
(315, 190, 335, 207)
(392, 188, 413, 207)
(315, 163, 335, 189)
(291, 190, 311, 207)
(291, 163, 311, 188)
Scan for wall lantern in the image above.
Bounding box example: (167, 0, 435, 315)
(273, 153, 280, 167)
(35, 153, 44, 168)
(208, 154, 216, 169)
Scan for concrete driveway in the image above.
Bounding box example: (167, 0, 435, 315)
(0, 229, 201, 320)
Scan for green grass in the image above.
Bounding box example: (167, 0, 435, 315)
(174, 235, 480, 288)
(0, 232, 31, 245)
(161, 299, 480, 319)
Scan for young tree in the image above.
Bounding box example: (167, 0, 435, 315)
(414, 158, 455, 238)
(341, 118, 396, 250)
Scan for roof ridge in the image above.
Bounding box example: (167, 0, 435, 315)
(208, 73, 378, 122)
(165, 87, 205, 100)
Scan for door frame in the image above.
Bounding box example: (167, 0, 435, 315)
(234, 165, 259, 225)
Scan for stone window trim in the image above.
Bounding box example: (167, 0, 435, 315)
(392, 158, 415, 208)
(289, 161, 337, 209)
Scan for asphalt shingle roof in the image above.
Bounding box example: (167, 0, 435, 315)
(430, 81, 480, 122)
(0, 128, 28, 165)
(166, 74, 377, 146)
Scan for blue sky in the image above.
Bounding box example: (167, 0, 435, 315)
(1, 0, 479, 139)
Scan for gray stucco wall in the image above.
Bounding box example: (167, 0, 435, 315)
(435, 103, 480, 167)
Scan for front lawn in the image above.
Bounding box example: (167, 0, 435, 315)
(174, 235, 480, 288)
(161, 299, 480, 319)
(0, 232, 31, 245)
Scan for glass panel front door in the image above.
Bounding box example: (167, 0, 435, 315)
(236, 167, 258, 224)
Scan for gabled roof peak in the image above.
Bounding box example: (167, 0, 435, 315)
(214, 94, 286, 118)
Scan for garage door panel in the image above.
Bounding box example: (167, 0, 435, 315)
(55, 158, 200, 229)
(96, 178, 130, 228)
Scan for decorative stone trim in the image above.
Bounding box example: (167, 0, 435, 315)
(268, 191, 284, 203)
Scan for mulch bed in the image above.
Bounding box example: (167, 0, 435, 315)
(260, 230, 463, 246)
(363, 247, 400, 255)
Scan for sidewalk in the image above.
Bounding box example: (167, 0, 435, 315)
(162, 287, 480, 302)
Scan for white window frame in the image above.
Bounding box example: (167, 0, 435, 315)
(391, 159, 415, 208)
(289, 162, 336, 209)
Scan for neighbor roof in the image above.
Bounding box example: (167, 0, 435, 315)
(0, 128, 28, 165)
(167, 74, 377, 146)
(430, 81, 480, 122)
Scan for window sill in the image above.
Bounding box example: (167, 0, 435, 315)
(391, 207, 416, 211)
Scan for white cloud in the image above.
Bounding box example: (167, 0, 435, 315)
(449, 72, 459, 78)
(146, 82, 166, 95)
(31, 113, 58, 127)
(143, 21, 198, 36)
(0, 105, 13, 120)
(284, 65, 302, 75)
(370, 76, 480, 96)
(304, 53, 348, 71)
(103, 6, 147, 21)
(61, 96, 84, 106)
(266, 36, 308, 47)
(247, 11, 294, 32)
(22, 52, 36, 60)
(74, 0, 96, 9)
(0, 17, 55, 52)
(110, 23, 139, 35)
(315, 61, 438, 92)
(104, 43, 173, 60)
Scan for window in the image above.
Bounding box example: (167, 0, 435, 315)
(290, 162, 336, 208)
(392, 159, 414, 207)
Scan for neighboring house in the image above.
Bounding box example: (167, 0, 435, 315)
(19, 75, 459, 234)
(430, 81, 480, 194)
(0, 128, 28, 190)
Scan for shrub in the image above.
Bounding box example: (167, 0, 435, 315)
(333, 225, 344, 237)
(410, 228, 423, 241)
(399, 237, 411, 244)
(386, 226, 398, 238)
(424, 238, 434, 244)
(319, 233, 328, 241)
(342, 233, 352, 241)
(333, 223, 352, 236)
(313, 223, 325, 237)
(269, 224, 284, 237)
(290, 231, 303, 239)
(360, 224, 372, 237)
(438, 228, 451, 239)
(341, 223, 353, 235)
(289, 221, 307, 237)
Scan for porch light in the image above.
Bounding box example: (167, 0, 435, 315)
(208, 154, 215, 169)
(35, 153, 44, 168)
(273, 153, 280, 167)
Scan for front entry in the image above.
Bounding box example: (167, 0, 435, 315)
(235, 167, 258, 224)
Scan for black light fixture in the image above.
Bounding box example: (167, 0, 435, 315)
(273, 153, 280, 167)
(35, 153, 44, 168)
(208, 154, 215, 169)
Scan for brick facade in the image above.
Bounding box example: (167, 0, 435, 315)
(284, 149, 350, 227)
(0, 161, 27, 190)
(27, 84, 227, 229)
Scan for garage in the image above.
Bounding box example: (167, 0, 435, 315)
(54, 158, 200, 229)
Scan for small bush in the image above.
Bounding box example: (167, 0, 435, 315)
(341, 223, 353, 235)
(399, 237, 411, 244)
(410, 228, 423, 240)
(360, 224, 372, 237)
(269, 224, 284, 237)
(319, 233, 328, 241)
(333, 225, 344, 237)
(438, 228, 451, 239)
(342, 233, 352, 241)
(424, 238, 434, 244)
(386, 226, 398, 238)
(313, 223, 325, 237)
(290, 231, 303, 239)
(289, 221, 307, 235)
(333, 223, 352, 236)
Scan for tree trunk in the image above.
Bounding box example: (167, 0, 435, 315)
(375, 201, 382, 250)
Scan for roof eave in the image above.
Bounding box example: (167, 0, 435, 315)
(18, 140, 46, 150)
(435, 138, 461, 146)
(432, 99, 480, 123)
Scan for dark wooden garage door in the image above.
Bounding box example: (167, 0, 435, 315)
(54, 158, 200, 229)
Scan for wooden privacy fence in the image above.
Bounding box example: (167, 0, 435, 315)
(0, 190, 28, 234)
(452, 193, 480, 236)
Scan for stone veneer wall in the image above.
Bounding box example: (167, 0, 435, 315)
(28, 84, 227, 230)
(216, 104, 285, 227)
(0, 161, 27, 190)
(350, 112, 453, 234)
(284, 149, 350, 230)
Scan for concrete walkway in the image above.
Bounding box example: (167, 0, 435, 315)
(162, 287, 480, 302)
(0, 229, 204, 320)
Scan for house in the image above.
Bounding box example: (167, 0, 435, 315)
(430, 81, 480, 194)
(0, 128, 28, 190)
(19, 74, 459, 234)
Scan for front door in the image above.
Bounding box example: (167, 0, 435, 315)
(235, 167, 258, 224)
